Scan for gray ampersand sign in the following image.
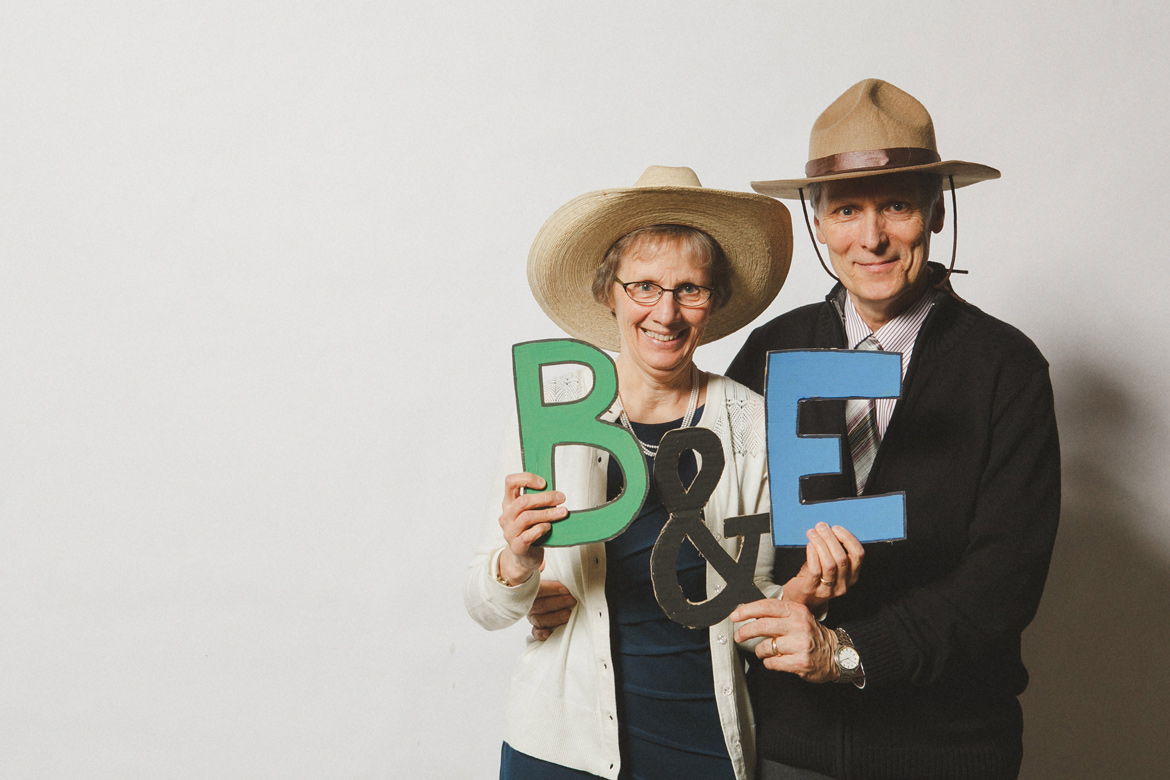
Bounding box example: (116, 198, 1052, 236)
(649, 426, 769, 628)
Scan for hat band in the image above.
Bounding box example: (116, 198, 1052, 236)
(804, 147, 941, 178)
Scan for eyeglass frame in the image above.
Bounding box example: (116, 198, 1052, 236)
(613, 277, 715, 308)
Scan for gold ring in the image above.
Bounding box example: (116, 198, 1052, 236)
(770, 637, 780, 656)
(820, 578, 835, 586)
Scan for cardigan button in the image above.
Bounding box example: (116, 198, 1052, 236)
(716, 635, 727, 645)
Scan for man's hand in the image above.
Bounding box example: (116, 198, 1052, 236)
(731, 598, 839, 683)
(527, 579, 577, 641)
(783, 523, 864, 610)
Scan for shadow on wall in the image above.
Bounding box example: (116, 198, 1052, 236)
(1020, 362, 1170, 779)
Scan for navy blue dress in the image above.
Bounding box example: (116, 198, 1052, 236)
(502, 408, 735, 780)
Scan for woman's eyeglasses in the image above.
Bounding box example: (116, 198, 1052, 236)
(614, 278, 714, 308)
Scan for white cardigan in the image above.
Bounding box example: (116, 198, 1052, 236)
(464, 372, 780, 780)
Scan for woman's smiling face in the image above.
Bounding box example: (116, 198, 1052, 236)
(609, 234, 712, 383)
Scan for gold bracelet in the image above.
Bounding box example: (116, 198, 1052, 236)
(494, 553, 517, 588)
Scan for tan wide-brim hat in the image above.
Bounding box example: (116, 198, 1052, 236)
(752, 79, 1001, 199)
(528, 165, 793, 352)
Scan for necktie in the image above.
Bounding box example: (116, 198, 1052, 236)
(846, 335, 882, 495)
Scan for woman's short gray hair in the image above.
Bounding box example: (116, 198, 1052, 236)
(591, 224, 731, 310)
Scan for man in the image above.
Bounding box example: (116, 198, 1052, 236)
(727, 79, 1060, 780)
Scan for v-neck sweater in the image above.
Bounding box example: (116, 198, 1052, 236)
(726, 269, 1061, 780)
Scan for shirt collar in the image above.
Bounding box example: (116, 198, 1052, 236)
(843, 289, 934, 355)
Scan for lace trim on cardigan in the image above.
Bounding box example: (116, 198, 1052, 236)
(545, 373, 589, 404)
(708, 382, 767, 457)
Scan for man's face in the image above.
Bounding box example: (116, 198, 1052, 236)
(814, 172, 945, 329)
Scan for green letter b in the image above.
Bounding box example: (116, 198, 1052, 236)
(512, 339, 648, 547)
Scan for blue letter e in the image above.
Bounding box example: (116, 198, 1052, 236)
(765, 349, 906, 546)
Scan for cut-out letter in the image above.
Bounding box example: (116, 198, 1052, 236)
(512, 339, 648, 547)
(765, 349, 906, 546)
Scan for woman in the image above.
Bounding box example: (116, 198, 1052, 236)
(465, 166, 862, 780)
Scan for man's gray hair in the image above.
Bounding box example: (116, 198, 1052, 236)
(805, 173, 945, 217)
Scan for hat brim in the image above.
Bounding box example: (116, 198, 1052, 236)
(751, 160, 1001, 199)
(528, 185, 792, 352)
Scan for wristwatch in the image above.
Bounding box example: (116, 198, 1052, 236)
(833, 627, 864, 686)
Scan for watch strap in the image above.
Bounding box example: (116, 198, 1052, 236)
(834, 627, 865, 686)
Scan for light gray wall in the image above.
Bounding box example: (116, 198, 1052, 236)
(1, 2, 1166, 777)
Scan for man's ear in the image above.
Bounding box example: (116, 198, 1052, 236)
(930, 194, 946, 234)
(813, 214, 826, 244)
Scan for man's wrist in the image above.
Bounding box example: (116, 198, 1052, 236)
(833, 627, 866, 687)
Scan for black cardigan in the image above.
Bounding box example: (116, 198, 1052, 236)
(726, 274, 1061, 780)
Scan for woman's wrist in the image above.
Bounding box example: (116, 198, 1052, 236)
(496, 548, 538, 587)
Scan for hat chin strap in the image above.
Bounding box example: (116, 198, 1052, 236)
(936, 175, 962, 290)
(799, 175, 965, 292)
(798, 188, 839, 283)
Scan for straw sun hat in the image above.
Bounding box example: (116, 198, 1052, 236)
(528, 166, 793, 352)
(751, 79, 1001, 199)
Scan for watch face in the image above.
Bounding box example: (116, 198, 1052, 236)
(838, 646, 861, 671)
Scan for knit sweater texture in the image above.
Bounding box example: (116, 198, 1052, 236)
(725, 270, 1061, 780)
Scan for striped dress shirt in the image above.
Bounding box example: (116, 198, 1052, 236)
(843, 290, 934, 439)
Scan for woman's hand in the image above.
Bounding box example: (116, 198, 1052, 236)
(782, 523, 864, 610)
(731, 599, 839, 683)
(497, 472, 568, 585)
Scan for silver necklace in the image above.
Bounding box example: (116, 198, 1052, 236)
(618, 365, 701, 458)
